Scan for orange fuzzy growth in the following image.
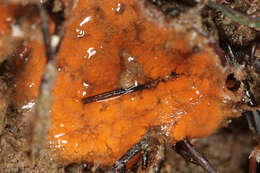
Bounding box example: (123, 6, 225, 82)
(13, 0, 235, 166)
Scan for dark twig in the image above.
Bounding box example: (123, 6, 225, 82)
(146, 141, 166, 173)
(142, 148, 150, 169)
(251, 110, 260, 137)
(250, 41, 257, 65)
(108, 133, 150, 173)
(243, 80, 257, 107)
(174, 140, 199, 165)
(213, 18, 238, 66)
(174, 138, 217, 173)
(82, 81, 159, 104)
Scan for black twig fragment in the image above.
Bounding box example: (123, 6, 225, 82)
(213, 19, 238, 66)
(242, 78, 260, 137)
(142, 148, 150, 169)
(243, 80, 260, 136)
(174, 140, 199, 165)
(174, 138, 217, 173)
(243, 80, 257, 107)
(251, 110, 260, 137)
(250, 41, 257, 65)
(82, 81, 159, 104)
(146, 141, 166, 173)
(108, 134, 150, 173)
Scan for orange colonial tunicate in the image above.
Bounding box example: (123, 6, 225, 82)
(14, 0, 237, 166)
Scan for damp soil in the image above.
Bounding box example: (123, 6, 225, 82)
(0, 0, 260, 173)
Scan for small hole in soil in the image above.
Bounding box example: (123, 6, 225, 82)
(226, 73, 240, 91)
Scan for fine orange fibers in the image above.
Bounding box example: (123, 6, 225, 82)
(12, 0, 239, 166)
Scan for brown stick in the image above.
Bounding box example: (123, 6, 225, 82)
(174, 138, 217, 173)
(30, 1, 66, 160)
(249, 155, 257, 173)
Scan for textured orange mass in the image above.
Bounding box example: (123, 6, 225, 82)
(11, 0, 237, 166)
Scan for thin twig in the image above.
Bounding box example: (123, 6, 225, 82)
(213, 18, 238, 66)
(30, 2, 66, 159)
(252, 110, 260, 136)
(146, 141, 166, 173)
(174, 138, 217, 173)
(142, 148, 150, 169)
(109, 133, 150, 173)
(82, 81, 159, 104)
(208, 1, 260, 28)
(250, 41, 257, 65)
(243, 80, 257, 107)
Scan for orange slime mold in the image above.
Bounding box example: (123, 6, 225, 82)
(13, 0, 237, 166)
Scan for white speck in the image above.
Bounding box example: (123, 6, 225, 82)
(60, 124, 64, 127)
(28, 83, 35, 88)
(112, 3, 121, 13)
(83, 82, 89, 87)
(51, 35, 60, 48)
(82, 91, 87, 96)
(116, 3, 121, 12)
(40, 0, 47, 3)
(128, 56, 134, 62)
(57, 67, 62, 72)
(76, 29, 85, 38)
(79, 16, 91, 27)
(130, 97, 135, 101)
(11, 24, 23, 37)
(134, 80, 138, 86)
(31, 24, 36, 29)
(54, 133, 65, 138)
(62, 140, 68, 144)
(86, 47, 96, 59)
(195, 90, 200, 94)
(5, 17, 12, 22)
(21, 102, 35, 110)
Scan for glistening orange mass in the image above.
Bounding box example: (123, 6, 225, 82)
(14, 0, 237, 166)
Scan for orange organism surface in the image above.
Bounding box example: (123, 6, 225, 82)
(13, 0, 238, 166)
